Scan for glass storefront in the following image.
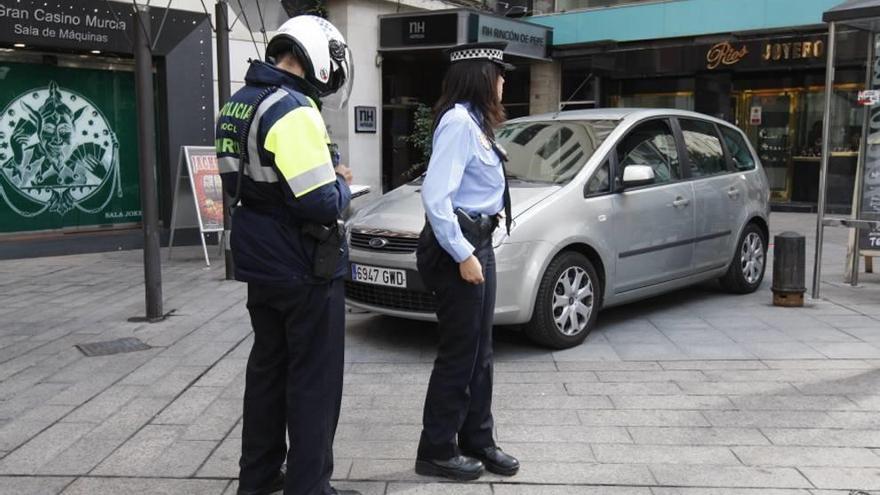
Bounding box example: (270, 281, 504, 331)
(734, 86, 863, 204)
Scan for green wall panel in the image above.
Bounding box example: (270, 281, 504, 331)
(0, 62, 141, 233)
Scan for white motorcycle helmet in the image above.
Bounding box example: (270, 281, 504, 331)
(266, 15, 353, 108)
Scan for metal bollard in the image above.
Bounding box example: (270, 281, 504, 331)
(772, 232, 806, 307)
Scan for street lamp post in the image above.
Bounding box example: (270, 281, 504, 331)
(216, 0, 235, 280)
(133, 3, 164, 320)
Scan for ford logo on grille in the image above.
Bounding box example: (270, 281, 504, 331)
(368, 237, 389, 249)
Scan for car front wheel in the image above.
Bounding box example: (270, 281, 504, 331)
(524, 251, 600, 349)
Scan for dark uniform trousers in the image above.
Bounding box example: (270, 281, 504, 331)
(416, 228, 497, 460)
(240, 279, 345, 495)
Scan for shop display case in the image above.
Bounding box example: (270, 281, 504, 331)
(790, 87, 862, 209)
(736, 85, 863, 208)
(737, 91, 797, 201)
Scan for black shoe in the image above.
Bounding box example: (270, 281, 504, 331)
(462, 446, 519, 476)
(415, 455, 484, 481)
(237, 471, 284, 495)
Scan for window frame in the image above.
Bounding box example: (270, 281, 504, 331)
(672, 117, 734, 180)
(717, 123, 757, 173)
(609, 116, 688, 192)
(583, 158, 613, 198)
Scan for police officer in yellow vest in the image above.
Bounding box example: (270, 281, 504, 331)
(215, 15, 360, 495)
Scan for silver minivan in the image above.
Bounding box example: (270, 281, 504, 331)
(345, 109, 771, 349)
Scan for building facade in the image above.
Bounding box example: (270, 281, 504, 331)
(0, 0, 213, 257)
(0, 0, 481, 256)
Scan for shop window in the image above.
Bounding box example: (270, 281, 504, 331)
(797, 89, 862, 157)
(679, 119, 726, 178)
(719, 127, 756, 171)
(616, 119, 680, 184)
(586, 159, 611, 196)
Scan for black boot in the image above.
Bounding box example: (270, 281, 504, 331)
(462, 446, 519, 476)
(415, 455, 484, 481)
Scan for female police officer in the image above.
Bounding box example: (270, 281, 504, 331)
(414, 42, 520, 481)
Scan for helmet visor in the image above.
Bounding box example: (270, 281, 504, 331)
(322, 45, 354, 111)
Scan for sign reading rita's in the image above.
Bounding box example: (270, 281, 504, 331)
(0, 0, 132, 53)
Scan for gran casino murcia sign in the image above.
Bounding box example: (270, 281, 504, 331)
(706, 37, 826, 70)
(0, 0, 131, 53)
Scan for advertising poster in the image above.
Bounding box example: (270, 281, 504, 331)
(184, 148, 223, 233)
(860, 34, 880, 251)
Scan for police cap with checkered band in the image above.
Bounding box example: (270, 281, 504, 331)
(446, 42, 515, 71)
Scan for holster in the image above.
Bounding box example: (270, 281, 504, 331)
(302, 219, 346, 280)
(454, 208, 498, 247)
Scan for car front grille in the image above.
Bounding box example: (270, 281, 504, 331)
(345, 281, 437, 313)
(350, 228, 420, 254)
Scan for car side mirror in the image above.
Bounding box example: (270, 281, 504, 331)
(622, 165, 656, 189)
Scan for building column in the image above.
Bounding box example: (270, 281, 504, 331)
(530, 60, 562, 115)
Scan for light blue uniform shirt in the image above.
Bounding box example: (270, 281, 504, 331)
(422, 103, 505, 263)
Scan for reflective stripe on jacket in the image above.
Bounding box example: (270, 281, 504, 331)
(215, 61, 351, 286)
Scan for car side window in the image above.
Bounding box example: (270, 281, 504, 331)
(616, 119, 680, 185)
(586, 160, 611, 196)
(680, 119, 727, 178)
(719, 126, 757, 171)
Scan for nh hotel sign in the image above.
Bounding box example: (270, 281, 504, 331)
(379, 9, 552, 60)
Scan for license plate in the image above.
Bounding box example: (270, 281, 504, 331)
(351, 263, 407, 288)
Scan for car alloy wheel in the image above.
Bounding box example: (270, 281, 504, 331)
(740, 232, 764, 285)
(525, 251, 601, 349)
(552, 266, 594, 336)
(720, 222, 767, 294)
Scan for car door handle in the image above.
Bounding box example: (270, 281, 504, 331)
(727, 187, 741, 200)
(672, 196, 690, 208)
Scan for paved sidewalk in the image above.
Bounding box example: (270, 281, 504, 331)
(0, 213, 878, 494)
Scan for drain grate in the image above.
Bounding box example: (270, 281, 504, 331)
(76, 337, 151, 357)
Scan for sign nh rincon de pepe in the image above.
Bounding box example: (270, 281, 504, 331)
(0, 2, 126, 46)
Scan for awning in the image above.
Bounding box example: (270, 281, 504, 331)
(823, 0, 880, 30)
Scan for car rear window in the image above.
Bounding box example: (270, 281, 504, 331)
(496, 120, 620, 184)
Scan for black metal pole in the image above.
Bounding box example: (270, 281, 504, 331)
(216, 0, 235, 280)
(134, 4, 163, 320)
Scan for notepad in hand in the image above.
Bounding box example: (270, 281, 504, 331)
(350, 185, 371, 199)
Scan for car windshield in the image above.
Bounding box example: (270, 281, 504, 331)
(496, 119, 620, 184)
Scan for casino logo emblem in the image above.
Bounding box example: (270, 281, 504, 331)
(0, 81, 121, 217)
